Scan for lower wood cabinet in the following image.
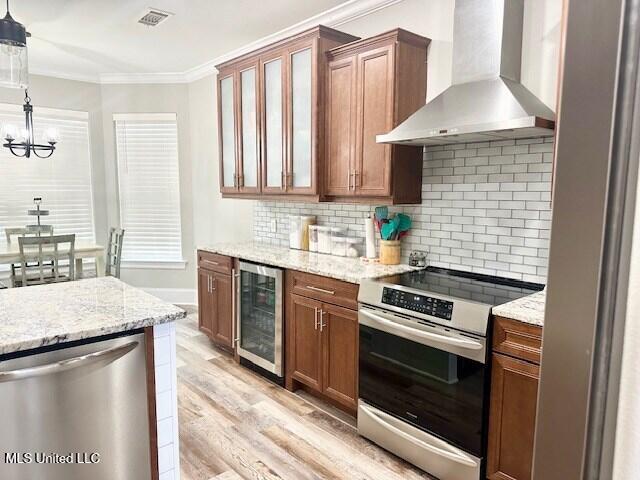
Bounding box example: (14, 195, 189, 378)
(288, 294, 323, 390)
(487, 317, 543, 480)
(285, 271, 359, 414)
(321, 302, 358, 409)
(198, 262, 235, 351)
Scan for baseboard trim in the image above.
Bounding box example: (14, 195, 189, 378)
(143, 288, 197, 306)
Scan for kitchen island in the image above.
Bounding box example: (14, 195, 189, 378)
(0, 277, 185, 480)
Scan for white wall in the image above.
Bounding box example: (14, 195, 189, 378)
(334, 0, 561, 109)
(187, 75, 253, 249)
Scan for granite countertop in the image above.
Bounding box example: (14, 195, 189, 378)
(198, 241, 418, 284)
(0, 277, 186, 356)
(492, 289, 546, 327)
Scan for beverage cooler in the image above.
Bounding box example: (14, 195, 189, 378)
(236, 261, 284, 379)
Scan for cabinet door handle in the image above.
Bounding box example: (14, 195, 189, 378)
(211, 276, 216, 291)
(207, 275, 211, 293)
(320, 309, 326, 332)
(347, 170, 352, 190)
(305, 285, 335, 295)
(354, 171, 360, 188)
(314, 306, 319, 330)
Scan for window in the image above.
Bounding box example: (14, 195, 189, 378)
(114, 113, 183, 264)
(0, 104, 95, 250)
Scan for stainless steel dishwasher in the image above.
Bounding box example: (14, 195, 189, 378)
(0, 331, 152, 480)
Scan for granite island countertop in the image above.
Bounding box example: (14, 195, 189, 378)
(492, 289, 546, 327)
(0, 276, 186, 356)
(198, 241, 419, 284)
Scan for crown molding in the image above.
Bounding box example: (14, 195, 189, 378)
(183, 0, 403, 82)
(29, 67, 101, 84)
(30, 0, 404, 85)
(99, 72, 189, 85)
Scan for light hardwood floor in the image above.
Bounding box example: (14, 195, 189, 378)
(176, 312, 434, 480)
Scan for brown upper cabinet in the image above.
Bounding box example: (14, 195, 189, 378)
(325, 29, 430, 204)
(216, 25, 359, 199)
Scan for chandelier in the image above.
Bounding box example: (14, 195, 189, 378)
(2, 90, 57, 158)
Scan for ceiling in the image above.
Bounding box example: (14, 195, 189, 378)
(12, 0, 353, 82)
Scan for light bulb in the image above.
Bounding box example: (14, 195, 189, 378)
(2, 123, 17, 141)
(44, 127, 59, 144)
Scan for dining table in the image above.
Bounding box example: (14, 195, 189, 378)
(0, 240, 106, 285)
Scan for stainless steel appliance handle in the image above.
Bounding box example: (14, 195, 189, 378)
(305, 285, 335, 295)
(359, 308, 483, 351)
(0, 341, 139, 384)
(232, 268, 238, 344)
(360, 402, 478, 468)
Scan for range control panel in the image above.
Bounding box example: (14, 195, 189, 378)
(382, 287, 453, 320)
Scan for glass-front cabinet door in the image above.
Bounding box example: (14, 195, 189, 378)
(261, 54, 285, 193)
(218, 71, 238, 193)
(237, 262, 283, 375)
(287, 44, 316, 194)
(238, 63, 260, 193)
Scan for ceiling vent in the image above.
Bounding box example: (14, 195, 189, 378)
(137, 9, 172, 27)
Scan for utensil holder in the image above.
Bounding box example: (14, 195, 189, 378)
(379, 240, 401, 265)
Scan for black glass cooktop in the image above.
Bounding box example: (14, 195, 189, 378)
(376, 266, 544, 307)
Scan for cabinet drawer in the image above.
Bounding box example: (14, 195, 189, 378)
(197, 250, 233, 275)
(493, 316, 543, 364)
(287, 270, 359, 310)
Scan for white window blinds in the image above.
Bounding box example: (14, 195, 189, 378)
(0, 104, 95, 250)
(114, 113, 183, 263)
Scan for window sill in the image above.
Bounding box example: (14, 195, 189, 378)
(121, 260, 188, 270)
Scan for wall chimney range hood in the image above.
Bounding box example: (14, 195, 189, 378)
(377, 0, 555, 146)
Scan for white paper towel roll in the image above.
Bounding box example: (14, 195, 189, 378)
(364, 216, 376, 259)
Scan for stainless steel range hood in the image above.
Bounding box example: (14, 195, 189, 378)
(377, 0, 555, 146)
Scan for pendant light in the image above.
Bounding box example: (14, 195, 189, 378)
(0, 0, 28, 89)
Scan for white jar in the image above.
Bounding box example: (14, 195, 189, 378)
(331, 236, 347, 256)
(308, 225, 319, 252)
(345, 237, 362, 257)
(317, 226, 332, 254)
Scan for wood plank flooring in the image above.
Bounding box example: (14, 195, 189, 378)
(176, 312, 434, 480)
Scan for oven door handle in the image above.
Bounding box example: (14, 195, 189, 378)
(359, 308, 483, 350)
(360, 402, 479, 468)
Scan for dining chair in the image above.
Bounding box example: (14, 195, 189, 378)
(17, 234, 76, 286)
(5, 226, 54, 287)
(105, 227, 125, 278)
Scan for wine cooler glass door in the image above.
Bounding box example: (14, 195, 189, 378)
(237, 262, 283, 375)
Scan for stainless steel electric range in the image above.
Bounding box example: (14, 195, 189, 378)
(357, 266, 543, 480)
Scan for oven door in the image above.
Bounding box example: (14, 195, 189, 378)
(358, 305, 487, 459)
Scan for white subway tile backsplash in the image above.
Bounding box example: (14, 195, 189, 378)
(255, 138, 552, 284)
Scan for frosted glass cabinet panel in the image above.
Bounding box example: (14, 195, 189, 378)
(290, 48, 313, 189)
(263, 59, 283, 190)
(240, 68, 258, 188)
(220, 75, 236, 189)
